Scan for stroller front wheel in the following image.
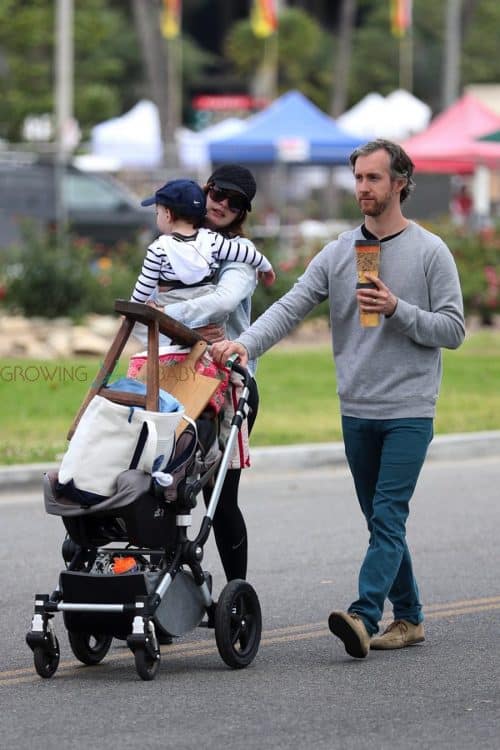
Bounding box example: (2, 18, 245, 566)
(33, 639, 60, 679)
(134, 647, 160, 681)
(68, 631, 113, 665)
(215, 580, 262, 669)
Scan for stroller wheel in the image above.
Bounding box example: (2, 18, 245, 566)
(61, 536, 80, 564)
(33, 639, 60, 679)
(215, 580, 262, 669)
(68, 631, 113, 665)
(134, 647, 160, 681)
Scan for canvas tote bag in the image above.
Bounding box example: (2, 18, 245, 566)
(58, 395, 185, 499)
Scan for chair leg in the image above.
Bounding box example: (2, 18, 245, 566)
(146, 320, 160, 411)
(67, 316, 135, 439)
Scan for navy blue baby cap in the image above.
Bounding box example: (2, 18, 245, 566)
(141, 178, 206, 218)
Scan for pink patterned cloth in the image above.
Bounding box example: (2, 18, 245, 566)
(224, 378, 251, 469)
(127, 350, 230, 414)
(126, 352, 250, 469)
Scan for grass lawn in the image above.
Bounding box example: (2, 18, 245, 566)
(253, 327, 500, 445)
(0, 328, 499, 464)
(0, 359, 128, 465)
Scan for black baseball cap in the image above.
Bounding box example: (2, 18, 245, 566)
(207, 165, 256, 211)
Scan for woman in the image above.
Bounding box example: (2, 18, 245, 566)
(154, 164, 261, 582)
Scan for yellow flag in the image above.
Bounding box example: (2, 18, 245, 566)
(161, 0, 181, 39)
(251, 0, 277, 39)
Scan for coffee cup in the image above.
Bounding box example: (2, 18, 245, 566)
(355, 240, 381, 327)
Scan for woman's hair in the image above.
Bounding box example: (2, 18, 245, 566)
(349, 138, 416, 203)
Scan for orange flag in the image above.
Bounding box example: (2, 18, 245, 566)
(390, 0, 412, 38)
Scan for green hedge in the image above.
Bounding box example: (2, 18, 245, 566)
(437, 224, 500, 323)
(1, 224, 144, 319)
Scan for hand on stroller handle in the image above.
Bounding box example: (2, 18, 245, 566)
(210, 340, 249, 369)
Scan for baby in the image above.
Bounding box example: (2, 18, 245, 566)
(131, 178, 275, 313)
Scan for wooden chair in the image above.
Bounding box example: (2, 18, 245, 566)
(68, 300, 206, 439)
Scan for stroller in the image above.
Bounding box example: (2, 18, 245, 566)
(26, 300, 262, 681)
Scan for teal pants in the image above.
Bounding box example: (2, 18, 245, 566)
(342, 416, 433, 635)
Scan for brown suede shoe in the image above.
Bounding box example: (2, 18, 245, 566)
(328, 611, 370, 658)
(370, 620, 425, 650)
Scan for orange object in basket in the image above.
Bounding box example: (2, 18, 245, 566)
(112, 556, 137, 574)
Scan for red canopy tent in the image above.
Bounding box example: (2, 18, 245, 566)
(402, 93, 500, 174)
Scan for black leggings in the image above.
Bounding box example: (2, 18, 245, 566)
(203, 377, 259, 581)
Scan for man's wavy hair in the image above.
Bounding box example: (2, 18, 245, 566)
(349, 139, 416, 203)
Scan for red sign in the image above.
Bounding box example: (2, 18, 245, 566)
(192, 95, 269, 111)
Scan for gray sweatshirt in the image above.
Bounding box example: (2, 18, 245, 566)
(238, 222, 465, 419)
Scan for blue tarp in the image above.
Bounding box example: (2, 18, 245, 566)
(208, 90, 364, 165)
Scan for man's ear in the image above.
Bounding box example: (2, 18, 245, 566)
(394, 177, 407, 196)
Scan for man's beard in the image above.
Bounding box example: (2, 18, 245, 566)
(358, 191, 393, 217)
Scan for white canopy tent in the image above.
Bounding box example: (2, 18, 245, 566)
(336, 92, 388, 140)
(89, 100, 249, 173)
(337, 89, 432, 142)
(176, 117, 248, 173)
(90, 100, 163, 169)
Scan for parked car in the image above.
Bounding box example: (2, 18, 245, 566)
(0, 157, 156, 249)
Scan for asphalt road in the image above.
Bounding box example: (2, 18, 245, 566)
(0, 456, 499, 750)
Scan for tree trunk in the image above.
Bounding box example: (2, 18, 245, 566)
(441, 0, 463, 109)
(461, 0, 480, 37)
(131, 0, 177, 166)
(330, 0, 357, 118)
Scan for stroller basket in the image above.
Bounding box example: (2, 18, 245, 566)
(59, 567, 210, 640)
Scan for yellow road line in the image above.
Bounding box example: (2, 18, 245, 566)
(425, 602, 500, 618)
(2, 596, 499, 686)
(423, 595, 500, 610)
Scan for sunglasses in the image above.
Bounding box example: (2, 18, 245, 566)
(208, 186, 247, 213)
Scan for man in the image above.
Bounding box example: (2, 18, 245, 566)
(211, 139, 465, 659)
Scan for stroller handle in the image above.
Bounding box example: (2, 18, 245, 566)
(227, 358, 252, 388)
(197, 357, 252, 539)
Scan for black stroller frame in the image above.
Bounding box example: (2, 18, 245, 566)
(26, 301, 262, 681)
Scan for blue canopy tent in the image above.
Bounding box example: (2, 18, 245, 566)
(208, 90, 363, 165)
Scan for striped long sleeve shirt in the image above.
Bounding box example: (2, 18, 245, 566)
(131, 227, 271, 304)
